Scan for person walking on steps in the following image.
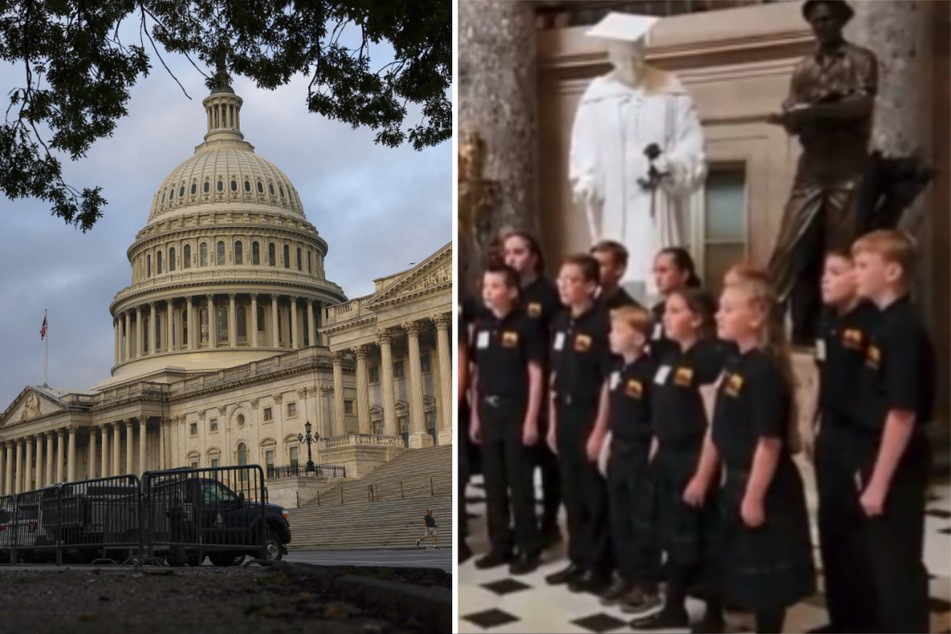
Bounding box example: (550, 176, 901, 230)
(417, 509, 439, 549)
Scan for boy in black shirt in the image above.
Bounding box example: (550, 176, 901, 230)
(469, 264, 543, 574)
(812, 249, 880, 632)
(591, 240, 642, 312)
(851, 230, 935, 633)
(545, 254, 613, 594)
(601, 306, 662, 615)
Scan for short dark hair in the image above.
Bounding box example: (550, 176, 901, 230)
(562, 253, 600, 285)
(590, 240, 629, 268)
(802, 0, 854, 24)
(483, 263, 520, 290)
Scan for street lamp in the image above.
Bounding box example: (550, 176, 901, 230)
(298, 421, 318, 473)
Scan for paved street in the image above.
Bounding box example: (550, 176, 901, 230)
(286, 547, 452, 572)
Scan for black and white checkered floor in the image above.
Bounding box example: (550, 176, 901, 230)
(459, 465, 951, 633)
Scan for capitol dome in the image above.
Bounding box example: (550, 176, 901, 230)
(107, 83, 347, 381)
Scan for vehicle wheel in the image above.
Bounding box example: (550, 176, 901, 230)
(187, 554, 205, 566)
(209, 553, 246, 567)
(261, 530, 283, 562)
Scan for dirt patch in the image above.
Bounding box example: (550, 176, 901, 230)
(0, 565, 450, 633)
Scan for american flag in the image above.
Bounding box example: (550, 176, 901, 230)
(40, 314, 47, 340)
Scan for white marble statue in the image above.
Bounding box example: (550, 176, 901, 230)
(570, 13, 707, 298)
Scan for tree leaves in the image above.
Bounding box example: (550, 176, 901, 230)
(0, 0, 451, 230)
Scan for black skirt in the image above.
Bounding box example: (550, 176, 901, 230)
(717, 458, 816, 611)
(652, 445, 718, 569)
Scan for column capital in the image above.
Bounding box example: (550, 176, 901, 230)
(250, 293, 258, 301)
(352, 344, 370, 359)
(228, 293, 236, 301)
(249, 398, 259, 410)
(402, 321, 422, 336)
(67, 425, 78, 434)
(431, 313, 451, 329)
(217, 405, 227, 416)
(319, 384, 334, 395)
(273, 392, 284, 405)
(330, 350, 347, 364)
(56, 427, 65, 437)
(377, 329, 394, 345)
(297, 387, 309, 399)
(206, 294, 215, 302)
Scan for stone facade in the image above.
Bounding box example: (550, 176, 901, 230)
(0, 83, 452, 497)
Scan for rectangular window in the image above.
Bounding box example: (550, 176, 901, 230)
(702, 166, 748, 297)
(369, 366, 380, 384)
(263, 407, 272, 422)
(344, 400, 354, 415)
(210, 418, 218, 433)
(287, 402, 297, 418)
(425, 411, 436, 430)
(210, 458, 219, 468)
(265, 450, 274, 469)
(393, 360, 404, 379)
(189, 422, 198, 436)
(289, 446, 299, 468)
(420, 354, 431, 374)
(189, 461, 199, 469)
(398, 416, 408, 434)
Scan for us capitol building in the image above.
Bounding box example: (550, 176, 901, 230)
(0, 81, 452, 500)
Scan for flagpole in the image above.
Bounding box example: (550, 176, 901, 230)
(43, 309, 48, 388)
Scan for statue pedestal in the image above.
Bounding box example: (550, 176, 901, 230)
(437, 427, 453, 447)
(409, 431, 435, 449)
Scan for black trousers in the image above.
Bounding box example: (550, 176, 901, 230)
(459, 400, 470, 539)
(814, 424, 879, 632)
(534, 406, 562, 532)
(858, 433, 931, 634)
(556, 401, 611, 572)
(479, 396, 539, 556)
(607, 440, 661, 584)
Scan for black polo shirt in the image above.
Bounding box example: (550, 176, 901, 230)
(652, 338, 725, 449)
(712, 348, 791, 470)
(608, 354, 656, 444)
(648, 300, 676, 361)
(597, 287, 643, 314)
(472, 307, 544, 398)
(855, 296, 935, 432)
(814, 300, 879, 425)
(551, 305, 612, 406)
(521, 275, 562, 343)
(460, 291, 485, 328)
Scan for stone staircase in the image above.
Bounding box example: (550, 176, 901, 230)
(287, 445, 452, 549)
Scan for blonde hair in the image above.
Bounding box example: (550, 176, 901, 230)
(851, 229, 917, 281)
(610, 305, 653, 338)
(729, 277, 802, 454)
(724, 259, 769, 286)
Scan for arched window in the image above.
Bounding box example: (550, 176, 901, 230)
(217, 305, 228, 342)
(203, 181, 210, 194)
(190, 183, 197, 195)
(230, 179, 237, 192)
(179, 185, 185, 198)
(279, 185, 285, 199)
(157, 250, 163, 274)
(183, 244, 191, 269)
(169, 247, 176, 272)
(200, 243, 208, 267)
(252, 241, 260, 265)
(169, 188, 175, 201)
(283, 245, 290, 269)
(147, 254, 151, 277)
(237, 305, 247, 341)
(234, 241, 243, 265)
(216, 241, 225, 266)
(257, 181, 264, 194)
(217, 179, 223, 192)
(244, 180, 251, 192)
(268, 182, 275, 196)
(268, 243, 276, 267)
(296, 247, 302, 271)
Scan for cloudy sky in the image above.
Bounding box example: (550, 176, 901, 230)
(0, 34, 451, 408)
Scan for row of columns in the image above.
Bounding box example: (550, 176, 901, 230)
(0, 419, 159, 496)
(329, 313, 452, 446)
(114, 294, 328, 364)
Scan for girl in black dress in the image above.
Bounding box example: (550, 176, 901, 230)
(711, 276, 815, 633)
(633, 287, 725, 632)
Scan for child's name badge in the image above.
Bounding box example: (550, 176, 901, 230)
(654, 365, 671, 385)
(609, 371, 620, 390)
(652, 323, 663, 340)
(815, 339, 826, 361)
(553, 332, 565, 351)
(476, 332, 489, 349)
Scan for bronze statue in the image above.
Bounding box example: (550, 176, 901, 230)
(766, 0, 876, 345)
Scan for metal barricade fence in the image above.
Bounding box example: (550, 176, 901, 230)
(12, 487, 59, 564)
(142, 465, 267, 566)
(53, 475, 142, 565)
(0, 494, 18, 563)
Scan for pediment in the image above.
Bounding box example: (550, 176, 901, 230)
(365, 243, 452, 308)
(0, 387, 67, 429)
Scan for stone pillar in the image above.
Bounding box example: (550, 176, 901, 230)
(167, 299, 175, 351)
(101, 424, 110, 478)
(250, 294, 259, 347)
(67, 427, 76, 483)
(126, 420, 134, 475)
(124, 311, 131, 361)
(208, 295, 218, 348)
(228, 294, 237, 348)
(0, 444, 5, 495)
(89, 427, 98, 480)
(112, 423, 120, 477)
(459, 0, 539, 288)
(139, 418, 147, 475)
(15, 439, 23, 493)
(331, 351, 345, 436)
(307, 300, 316, 348)
(151, 302, 159, 355)
(4, 442, 12, 496)
(378, 331, 397, 437)
(159, 419, 166, 470)
(290, 297, 299, 349)
(186, 297, 195, 350)
(404, 322, 431, 448)
(24, 436, 33, 491)
(354, 345, 371, 434)
(45, 432, 54, 485)
(135, 306, 143, 358)
(56, 429, 65, 483)
(271, 295, 280, 347)
(433, 313, 453, 445)
(35, 436, 44, 488)
(114, 319, 120, 365)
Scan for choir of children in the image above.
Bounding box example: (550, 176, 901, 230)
(459, 228, 935, 633)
